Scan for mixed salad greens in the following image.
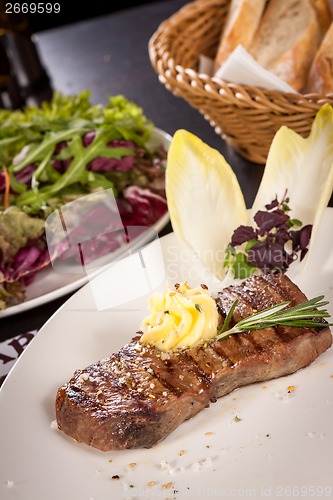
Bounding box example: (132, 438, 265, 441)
(0, 91, 168, 310)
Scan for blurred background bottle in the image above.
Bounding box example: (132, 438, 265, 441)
(0, 0, 53, 108)
(0, 36, 22, 108)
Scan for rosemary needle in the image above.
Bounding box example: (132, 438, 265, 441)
(217, 295, 333, 341)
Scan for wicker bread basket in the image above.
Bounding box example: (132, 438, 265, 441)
(149, 0, 333, 164)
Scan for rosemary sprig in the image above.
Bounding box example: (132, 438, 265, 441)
(217, 295, 333, 341)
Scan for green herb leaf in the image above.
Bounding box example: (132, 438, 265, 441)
(217, 295, 333, 341)
(232, 252, 256, 280)
(195, 303, 203, 312)
(219, 299, 238, 334)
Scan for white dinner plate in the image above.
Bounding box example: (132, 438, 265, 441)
(0, 128, 171, 319)
(0, 208, 332, 500)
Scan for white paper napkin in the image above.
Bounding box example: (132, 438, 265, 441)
(199, 44, 297, 94)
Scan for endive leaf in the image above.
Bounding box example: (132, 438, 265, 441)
(166, 129, 247, 280)
(251, 104, 333, 277)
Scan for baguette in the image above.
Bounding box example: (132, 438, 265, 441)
(213, 0, 267, 73)
(305, 22, 333, 93)
(248, 0, 321, 91)
(310, 0, 332, 35)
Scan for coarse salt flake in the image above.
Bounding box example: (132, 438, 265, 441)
(160, 460, 173, 472)
(190, 457, 212, 470)
(190, 462, 201, 471)
(50, 420, 58, 429)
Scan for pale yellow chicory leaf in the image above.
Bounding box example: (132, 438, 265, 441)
(166, 130, 248, 280)
(251, 104, 333, 276)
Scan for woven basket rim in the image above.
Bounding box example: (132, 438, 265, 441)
(148, 0, 333, 164)
(149, 0, 333, 103)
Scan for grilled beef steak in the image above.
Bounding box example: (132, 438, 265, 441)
(55, 274, 332, 451)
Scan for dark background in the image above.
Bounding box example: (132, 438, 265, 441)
(27, 1, 158, 33)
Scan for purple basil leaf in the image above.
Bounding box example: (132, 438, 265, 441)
(254, 209, 289, 235)
(247, 241, 289, 269)
(265, 197, 279, 210)
(290, 229, 301, 251)
(274, 227, 291, 245)
(300, 224, 312, 249)
(300, 247, 309, 261)
(230, 225, 257, 246)
(290, 224, 312, 253)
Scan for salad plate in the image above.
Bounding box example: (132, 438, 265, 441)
(0, 208, 332, 500)
(0, 126, 171, 318)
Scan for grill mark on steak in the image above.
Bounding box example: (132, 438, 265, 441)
(180, 350, 214, 383)
(131, 341, 212, 396)
(98, 354, 174, 402)
(187, 343, 233, 377)
(56, 274, 332, 451)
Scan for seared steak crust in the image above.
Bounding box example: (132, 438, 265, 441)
(55, 274, 332, 451)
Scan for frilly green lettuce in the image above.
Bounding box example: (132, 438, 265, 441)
(0, 208, 45, 265)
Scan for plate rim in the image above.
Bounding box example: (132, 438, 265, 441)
(0, 208, 332, 500)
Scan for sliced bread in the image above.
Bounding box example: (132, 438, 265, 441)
(248, 0, 321, 91)
(305, 21, 333, 93)
(213, 0, 267, 73)
(310, 0, 332, 35)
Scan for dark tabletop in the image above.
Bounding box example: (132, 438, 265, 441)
(1, 0, 330, 340)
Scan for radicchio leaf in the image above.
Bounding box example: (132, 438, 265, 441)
(119, 186, 167, 226)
